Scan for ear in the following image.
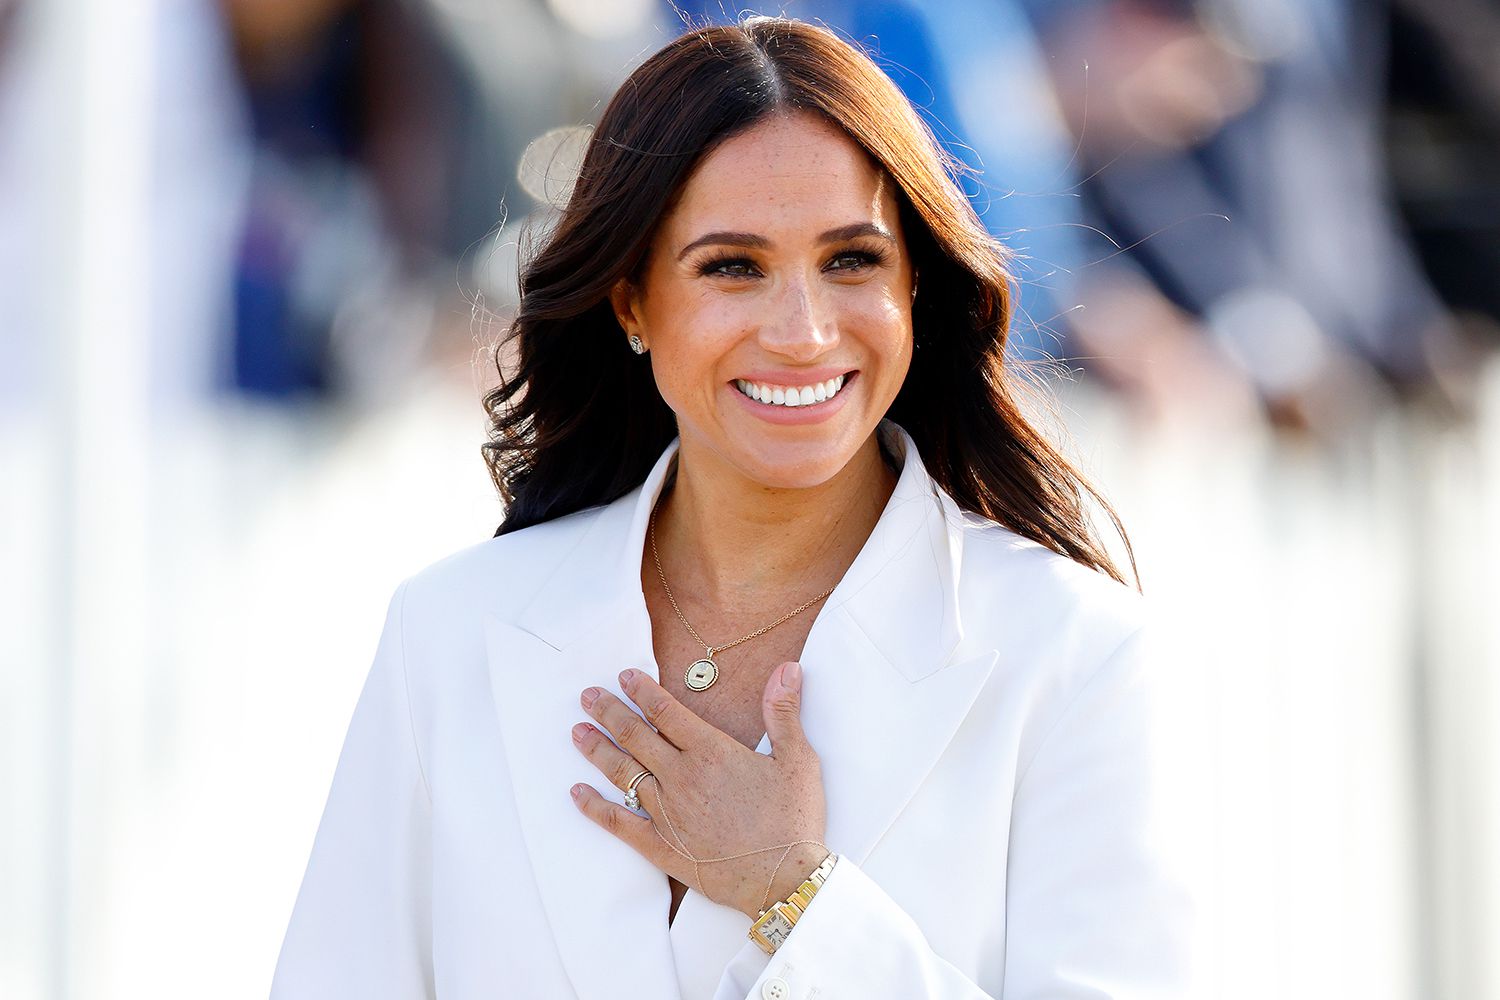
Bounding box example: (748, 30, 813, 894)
(609, 277, 644, 342)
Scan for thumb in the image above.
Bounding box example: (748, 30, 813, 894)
(762, 661, 806, 758)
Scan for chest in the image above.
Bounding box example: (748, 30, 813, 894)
(646, 605, 817, 753)
(436, 590, 1027, 993)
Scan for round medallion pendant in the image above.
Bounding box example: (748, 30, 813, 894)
(684, 658, 719, 692)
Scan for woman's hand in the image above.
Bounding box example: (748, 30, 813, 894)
(570, 661, 829, 920)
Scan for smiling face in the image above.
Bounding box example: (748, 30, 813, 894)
(610, 111, 917, 492)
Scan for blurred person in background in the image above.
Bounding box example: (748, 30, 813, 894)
(1386, 0, 1500, 361)
(220, 0, 503, 404)
(271, 16, 1199, 1000)
(1023, 0, 1479, 435)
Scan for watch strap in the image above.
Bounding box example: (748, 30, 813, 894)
(748, 852, 839, 954)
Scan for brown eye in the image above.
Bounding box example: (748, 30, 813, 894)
(826, 249, 887, 272)
(698, 256, 760, 278)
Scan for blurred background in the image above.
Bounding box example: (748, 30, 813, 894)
(2, 0, 1497, 996)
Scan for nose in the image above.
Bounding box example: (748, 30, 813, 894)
(756, 276, 838, 362)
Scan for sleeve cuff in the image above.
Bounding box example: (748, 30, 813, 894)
(746, 854, 934, 1000)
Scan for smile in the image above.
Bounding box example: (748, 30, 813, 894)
(733, 373, 848, 407)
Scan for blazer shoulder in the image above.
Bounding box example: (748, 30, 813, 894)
(955, 513, 1147, 654)
(398, 503, 609, 627)
(953, 517, 1167, 770)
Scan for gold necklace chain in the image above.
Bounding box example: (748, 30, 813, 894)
(648, 506, 838, 659)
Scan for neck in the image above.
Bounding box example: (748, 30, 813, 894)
(651, 431, 900, 609)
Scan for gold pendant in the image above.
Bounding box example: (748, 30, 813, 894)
(685, 655, 718, 692)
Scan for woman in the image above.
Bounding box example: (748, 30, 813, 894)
(271, 16, 1198, 1000)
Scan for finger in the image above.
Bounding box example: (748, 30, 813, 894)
(570, 782, 665, 863)
(582, 687, 678, 771)
(571, 721, 655, 805)
(761, 661, 808, 760)
(618, 668, 723, 752)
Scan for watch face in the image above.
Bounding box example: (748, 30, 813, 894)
(762, 913, 794, 948)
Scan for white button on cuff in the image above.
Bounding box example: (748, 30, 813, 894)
(761, 976, 791, 1000)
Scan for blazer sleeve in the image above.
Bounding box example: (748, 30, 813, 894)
(735, 626, 1201, 1000)
(270, 579, 436, 999)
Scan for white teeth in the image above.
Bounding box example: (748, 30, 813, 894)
(734, 374, 851, 407)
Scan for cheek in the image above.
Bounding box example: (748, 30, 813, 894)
(647, 303, 747, 399)
(858, 295, 915, 365)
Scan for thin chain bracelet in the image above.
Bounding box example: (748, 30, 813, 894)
(637, 774, 830, 915)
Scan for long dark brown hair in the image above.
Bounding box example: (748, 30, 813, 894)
(482, 16, 1136, 587)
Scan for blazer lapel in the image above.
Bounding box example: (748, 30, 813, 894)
(485, 610, 684, 1000)
(484, 421, 999, 1000)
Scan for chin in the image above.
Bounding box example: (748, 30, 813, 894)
(721, 431, 870, 492)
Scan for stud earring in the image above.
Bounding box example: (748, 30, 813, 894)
(628, 335, 646, 355)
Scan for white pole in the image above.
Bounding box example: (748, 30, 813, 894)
(25, 0, 156, 995)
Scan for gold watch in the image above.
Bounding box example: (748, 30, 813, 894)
(748, 852, 839, 955)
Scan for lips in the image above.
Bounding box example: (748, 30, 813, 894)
(733, 372, 849, 407)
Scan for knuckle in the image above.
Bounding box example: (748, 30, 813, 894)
(617, 714, 650, 746)
(601, 806, 625, 834)
(603, 804, 643, 838)
(640, 695, 672, 728)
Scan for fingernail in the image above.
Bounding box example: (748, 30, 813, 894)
(782, 662, 802, 690)
(619, 668, 636, 687)
(572, 722, 592, 742)
(571, 784, 585, 800)
(581, 687, 600, 708)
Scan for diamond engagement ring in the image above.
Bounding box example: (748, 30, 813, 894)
(625, 768, 652, 811)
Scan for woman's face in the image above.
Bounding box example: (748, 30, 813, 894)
(611, 111, 916, 491)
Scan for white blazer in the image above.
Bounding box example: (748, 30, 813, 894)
(271, 420, 1200, 999)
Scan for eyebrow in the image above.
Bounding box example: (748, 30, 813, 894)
(675, 222, 895, 261)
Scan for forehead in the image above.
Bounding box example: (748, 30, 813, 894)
(661, 112, 898, 238)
